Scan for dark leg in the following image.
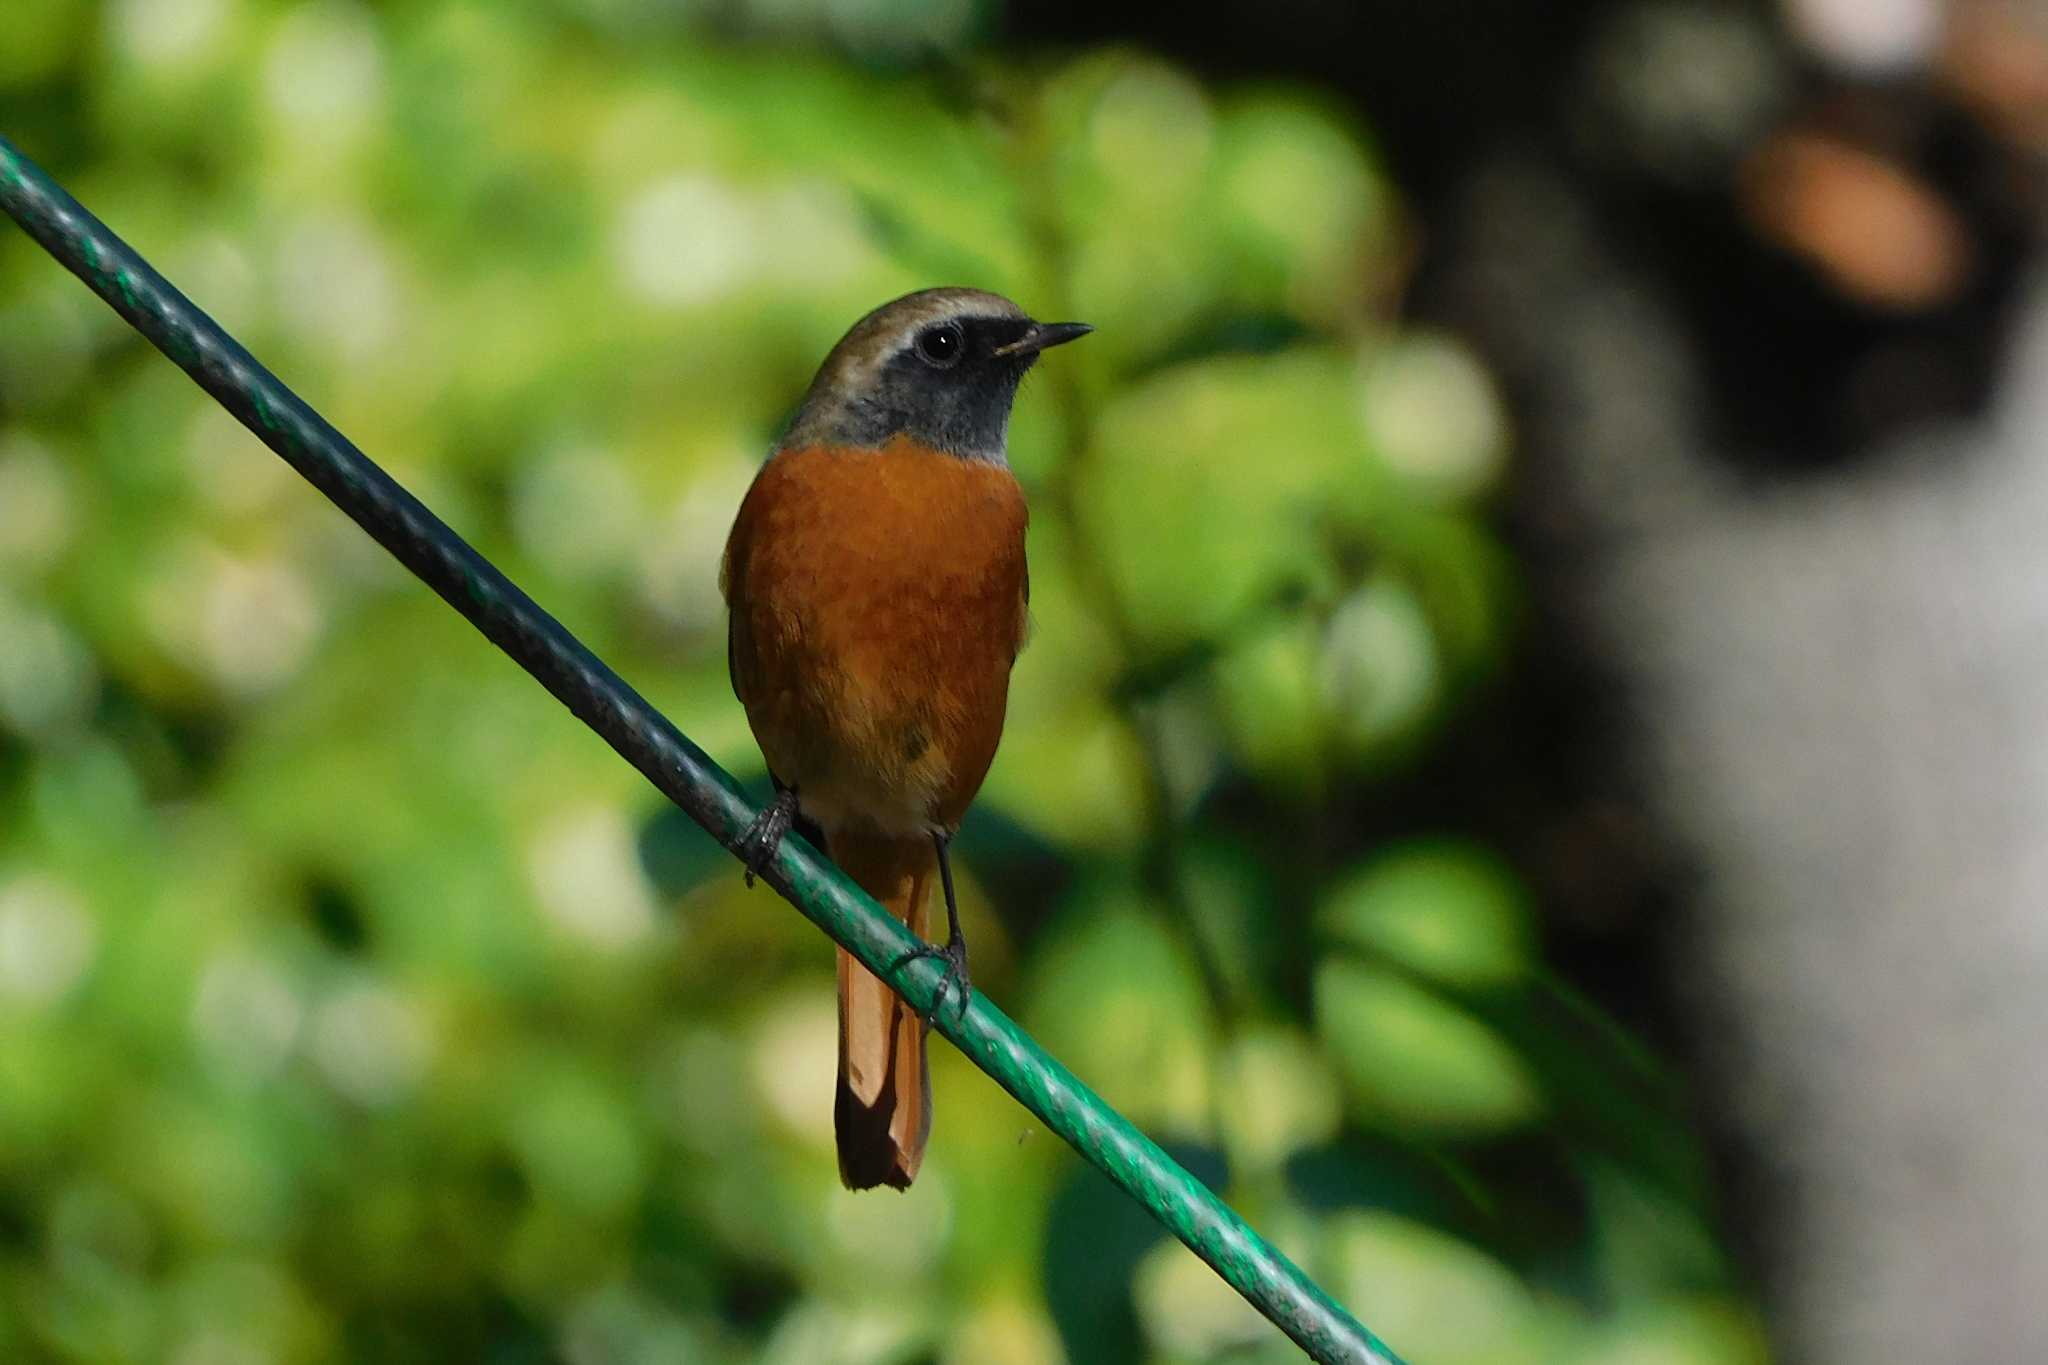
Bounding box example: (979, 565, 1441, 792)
(736, 785, 800, 887)
(905, 829, 971, 1029)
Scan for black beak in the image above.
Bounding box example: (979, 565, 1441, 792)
(994, 321, 1094, 357)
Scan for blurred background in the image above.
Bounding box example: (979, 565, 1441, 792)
(1, 1, 2044, 1362)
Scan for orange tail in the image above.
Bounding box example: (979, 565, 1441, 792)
(827, 830, 934, 1190)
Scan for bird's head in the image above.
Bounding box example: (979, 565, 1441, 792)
(780, 287, 1091, 462)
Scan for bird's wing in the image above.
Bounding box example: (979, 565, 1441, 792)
(720, 482, 758, 706)
(1013, 554, 1033, 660)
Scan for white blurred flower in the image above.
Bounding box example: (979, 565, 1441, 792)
(561, 1283, 705, 1365)
(525, 804, 662, 952)
(615, 174, 761, 306)
(0, 874, 97, 1011)
(184, 403, 293, 517)
(1134, 1240, 1271, 1357)
(1323, 580, 1439, 747)
(274, 214, 402, 365)
(167, 1333, 270, 1365)
(752, 181, 881, 288)
(749, 990, 836, 1144)
(511, 443, 649, 583)
(262, 2, 384, 138)
(0, 432, 74, 573)
(941, 1297, 1068, 1365)
(142, 538, 323, 696)
(192, 952, 304, 1085)
(311, 976, 432, 1106)
(1090, 62, 1216, 199)
(826, 1167, 953, 1277)
(175, 232, 263, 337)
(1360, 334, 1510, 499)
(0, 591, 97, 737)
(1218, 1027, 1343, 1167)
(634, 454, 758, 634)
(761, 1303, 924, 1365)
(110, 0, 233, 73)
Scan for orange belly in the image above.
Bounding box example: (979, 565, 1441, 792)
(722, 437, 1029, 837)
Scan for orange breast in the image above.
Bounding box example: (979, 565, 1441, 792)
(722, 437, 1029, 836)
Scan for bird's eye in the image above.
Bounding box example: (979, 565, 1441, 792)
(914, 322, 964, 368)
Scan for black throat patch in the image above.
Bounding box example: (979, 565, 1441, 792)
(785, 314, 1042, 461)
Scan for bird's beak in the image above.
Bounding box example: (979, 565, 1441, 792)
(993, 321, 1094, 357)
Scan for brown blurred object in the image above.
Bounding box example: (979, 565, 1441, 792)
(1939, 0, 2048, 151)
(1740, 128, 1975, 310)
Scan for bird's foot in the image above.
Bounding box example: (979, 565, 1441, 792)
(902, 827, 973, 1032)
(736, 787, 799, 887)
(899, 924, 971, 1034)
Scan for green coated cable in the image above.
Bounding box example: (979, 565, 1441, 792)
(0, 132, 1405, 1365)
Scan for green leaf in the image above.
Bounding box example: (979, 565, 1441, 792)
(1322, 1211, 1558, 1365)
(1569, 1298, 1772, 1365)
(1078, 349, 1372, 654)
(1314, 959, 1542, 1136)
(1023, 891, 1214, 1134)
(1319, 841, 1534, 988)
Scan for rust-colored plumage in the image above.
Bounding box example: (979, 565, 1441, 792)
(720, 288, 1087, 1189)
(724, 441, 1027, 1187)
(724, 439, 1030, 839)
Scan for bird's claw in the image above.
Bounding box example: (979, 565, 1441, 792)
(737, 788, 798, 887)
(901, 930, 971, 1035)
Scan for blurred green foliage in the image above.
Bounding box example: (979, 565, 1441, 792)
(0, 3, 1763, 1363)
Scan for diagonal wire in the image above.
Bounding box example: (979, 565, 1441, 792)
(0, 132, 1404, 1365)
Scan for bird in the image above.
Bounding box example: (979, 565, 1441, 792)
(720, 287, 1091, 1190)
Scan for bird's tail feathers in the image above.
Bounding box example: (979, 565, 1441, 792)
(827, 829, 934, 1191)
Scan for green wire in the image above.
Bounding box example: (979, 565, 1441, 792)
(0, 132, 1405, 1365)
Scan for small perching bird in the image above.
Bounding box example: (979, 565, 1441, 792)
(720, 288, 1091, 1190)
